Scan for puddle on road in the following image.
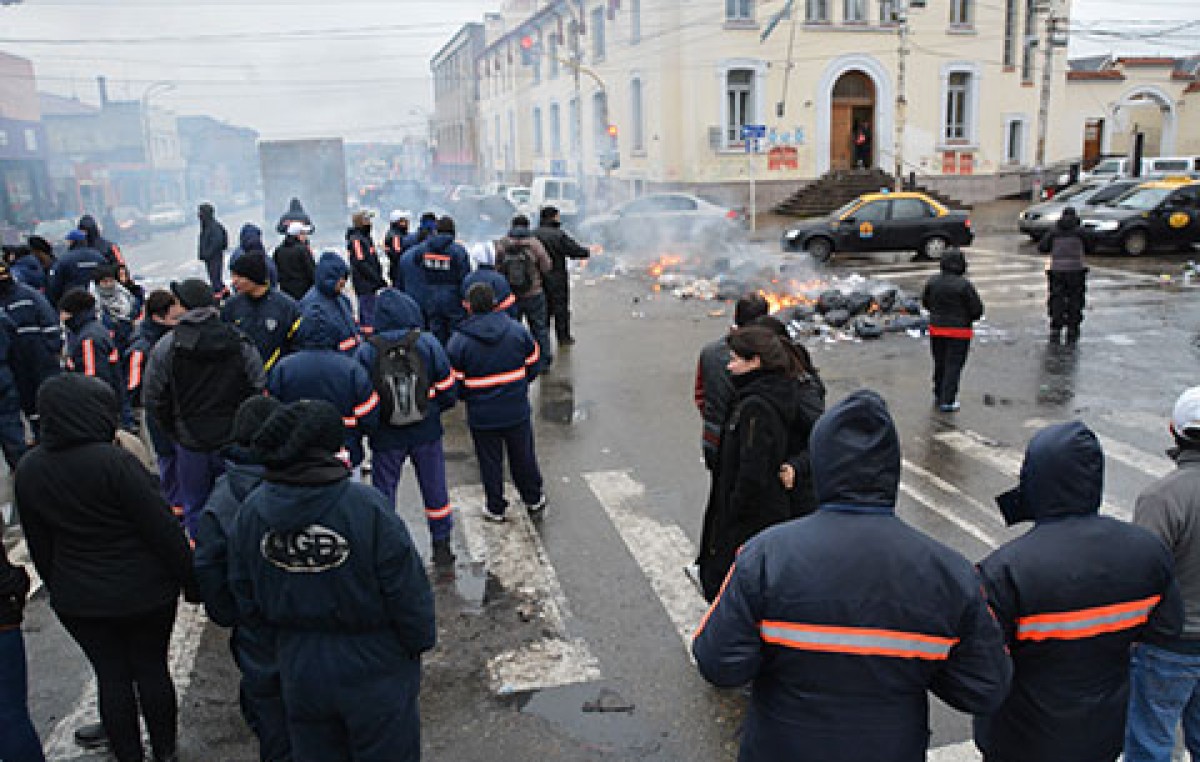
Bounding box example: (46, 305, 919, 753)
(539, 378, 590, 425)
(514, 681, 664, 758)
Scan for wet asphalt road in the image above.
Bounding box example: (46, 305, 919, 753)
(7, 217, 1200, 761)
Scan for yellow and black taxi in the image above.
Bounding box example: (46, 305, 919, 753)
(1080, 178, 1200, 256)
(781, 191, 973, 262)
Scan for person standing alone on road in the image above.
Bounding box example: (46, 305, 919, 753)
(921, 247, 983, 413)
(197, 203, 229, 298)
(975, 420, 1182, 762)
(1125, 387, 1200, 761)
(534, 206, 590, 346)
(1038, 205, 1088, 344)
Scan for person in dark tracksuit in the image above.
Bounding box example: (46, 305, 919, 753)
(347, 211, 386, 330)
(267, 310, 380, 469)
(197, 203, 229, 297)
(693, 390, 1012, 762)
(1039, 206, 1089, 344)
(534, 205, 590, 346)
(193, 396, 290, 762)
(300, 252, 360, 354)
(273, 224, 316, 302)
(48, 230, 107, 307)
(355, 289, 458, 565)
(447, 283, 546, 522)
(975, 421, 1183, 762)
(230, 400, 435, 762)
(143, 279, 265, 538)
(402, 217, 470, 345)
(0, 260, 61, 440)
(222, 252, 301, 372)
(78, 214, 124, 268)
(59, 289, 124, 402)
(0, 527, 44, 762)
(383, 211, 410, 286)
(128, 290, 186, 521)
(921, 248, 983, 413)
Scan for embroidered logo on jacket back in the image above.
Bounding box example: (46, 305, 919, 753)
(261, 525, 350, 572)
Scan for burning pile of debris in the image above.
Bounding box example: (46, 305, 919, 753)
(608, 251, 930, 341)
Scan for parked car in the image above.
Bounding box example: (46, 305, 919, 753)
(580, 193, 742, 251)
(144, 203, 188, 230)
(529, 177, 581, 222)
(1019, 179, 1140, 241)
(782, 192, 973, 261)
(32, 218, 76, 257)
(1080, 178, 1200, 256)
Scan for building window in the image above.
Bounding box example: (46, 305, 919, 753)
(631, 78, 645, 152)
(726, 0, 753, 21)
(24, 129, 38, 152)
(533, 106, 544, 156)
(1021, 0, 1036, 82)
(843, 0, 866, 23)
(1004, 117, 1026, 163)
(549, 35, 560, 78)
(950, 0, 972, 25)
(1003, 0, 1017, 66)
(592, 90, 608, 159)
(632, 0, 641, 43)
(806, 0, 829, 21)
(591, 6, 606, 61)
(944, 71, 972, 141)
(550, 103, 562, 155)
(879, 0, 899, 23)
(569, 98, 579, 152)
(726, 69, 756, 144)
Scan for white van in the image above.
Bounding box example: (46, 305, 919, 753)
(1142, 156, 1200, 177)
(530, 176, 581, 221)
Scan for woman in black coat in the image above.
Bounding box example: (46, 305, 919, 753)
(14, 374, 197, 762)
(698, 325, 813, 601)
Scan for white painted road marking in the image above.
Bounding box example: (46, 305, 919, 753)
(900, 460, 1003, 549)
(451, 484, 602, 695)
(5, 537, 43, 597)
(583, 470, 710, 657)
(43, 603, 206, 760)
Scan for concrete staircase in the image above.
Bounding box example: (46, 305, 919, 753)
(772, 168, 968, 218)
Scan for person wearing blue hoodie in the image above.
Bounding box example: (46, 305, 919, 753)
(975, 421, 1183, 762)
(401, 216, 470, 345)
(299, 251, 360, 354)
(193, 395, 290, 762)
(48, 230, 107, 307)
(447, 282, 545, 522)
(267, 309, 379, 467)
(229, 223, 278, 289)
(230, 400, 435, 762)
(693, 390, 1012, 762)
(355, 289, 458, 566)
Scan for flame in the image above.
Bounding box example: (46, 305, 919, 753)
(757, 278, 826, 314)
(647, 254, 684, 278)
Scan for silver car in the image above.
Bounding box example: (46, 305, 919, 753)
(579, 193, 743, 251)
(1018, 179, 1139, 241)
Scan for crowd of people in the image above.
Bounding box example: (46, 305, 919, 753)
(0, 196, 1195, 762)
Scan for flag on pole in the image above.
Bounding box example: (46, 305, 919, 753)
(760, 0, 795, 43)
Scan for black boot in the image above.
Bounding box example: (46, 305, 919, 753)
(432, 538, 455, 567)
(74, 722, 108, 750)
(1066, 325, 1080, 344)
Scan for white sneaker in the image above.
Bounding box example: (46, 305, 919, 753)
(481, 505, 506, 523)
(525, 495, 547, 520)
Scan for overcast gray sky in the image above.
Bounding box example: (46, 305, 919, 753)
(0, 0, 1196, 143)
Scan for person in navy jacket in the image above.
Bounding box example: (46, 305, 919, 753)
(0, 313, 28, 469)
(59, 289, 124, 404)
(230, 400, 435, 762)
(975, 421, 1183, 762)
(355, 289, 458, 565)
(0, 260, 61, 440)
(222, 252, 301, 372)
(267, 309, 379, 467)
(693, 389, 1012, 762)
(465, 242, 519, 319)
(447, 282, 545, 522)
(192, 395, 290, 762)
(48, 230, 107, 307)
(300, 251, 360, 354)
(402, 216, 470, 345)
(346, 211, 386, 330)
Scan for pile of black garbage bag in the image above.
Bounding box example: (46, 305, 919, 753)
(776, 287, 929, 340)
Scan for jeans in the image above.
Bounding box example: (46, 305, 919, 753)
(930, 336, 971, 407)
(470, 419, 544, 515)
(516, 292, 552, 370)
(0, 628, 45, 762)
(371, 440, 454, 541)
(58, 605, 179, 762)
(1125, 643, 1200, 761)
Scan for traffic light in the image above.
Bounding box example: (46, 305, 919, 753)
(519, 35, 540, 66)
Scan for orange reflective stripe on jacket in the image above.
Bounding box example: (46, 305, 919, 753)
(759, 621, 960, 660)
(929, 326, 973, 339)
(337, 336, 359, 351)
(352, 239, 364, 260)
(82, 339, 96, 376)
(496, 294, 516, 311)
(127, 350, 144, 390)
(1015, 594, 1162, 641)
(354, 391, 380, 418)
(525, 341, 541, 367)
(460, 367, 527, 389)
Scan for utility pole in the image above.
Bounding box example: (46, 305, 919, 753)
(571, 0, 586, 215)
(893, 0, 909, 190)
(1034, 0, 1059, 193)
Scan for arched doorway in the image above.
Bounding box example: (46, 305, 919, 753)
(830, 71, 876, 170)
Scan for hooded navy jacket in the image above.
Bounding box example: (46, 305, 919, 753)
(229, 224, 279, 287)
(221, 288, 301, 372)
(64, 309, 123, 400)
(0, 278, 61, 414)
(693, 390, 1012, 762)
(194, 458, 265, 627)
(446, 310, 540, 431)
(267, 312, 379, 459)
(47, 245, 107, 307)
(463, 267, 518, 318)
(0, 314, 22, 416)
(11, 253, 46, 291)
(299, 252, 359, 353)
(346, 227, 386, 296)
(401, 234, 470, 323)
(975, 421, 1183, 762)
(78, 214, 124, 267)
(353, 290, 456, 451)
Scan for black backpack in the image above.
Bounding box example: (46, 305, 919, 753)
(368, 331, 429, 427)
(499, 241, 538, 296)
